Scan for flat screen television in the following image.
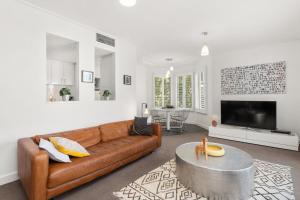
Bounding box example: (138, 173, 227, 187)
(221, 101, 276, 130)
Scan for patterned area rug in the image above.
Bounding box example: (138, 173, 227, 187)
(113, 159, 294, 200)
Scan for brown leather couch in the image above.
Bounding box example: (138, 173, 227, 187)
(18, 120, 161, 200)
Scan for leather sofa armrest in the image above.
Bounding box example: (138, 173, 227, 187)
(18, 138, 49, 200)
(152, 123, 162, 147)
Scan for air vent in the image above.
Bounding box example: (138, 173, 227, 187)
(96, 33, 115, 47)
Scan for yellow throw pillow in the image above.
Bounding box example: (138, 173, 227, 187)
(49, 137, 90, 157)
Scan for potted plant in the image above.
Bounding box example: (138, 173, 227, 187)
(103, 90, 112, 100)
(59, 88, 71, 101)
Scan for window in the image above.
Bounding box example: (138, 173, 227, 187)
(176, 74, 193, 109)
(194, 68, 207, 113)
(153, 76, 171, 108)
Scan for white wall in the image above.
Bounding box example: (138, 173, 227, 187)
(212, 41, 300, 136)
(0, 0, 137, 185)
(47, 45, 78, 63)
(136, 63, 148, 116)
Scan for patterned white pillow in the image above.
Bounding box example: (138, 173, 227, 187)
(39, 138, 71, 163)
(49, 137, 90, 157)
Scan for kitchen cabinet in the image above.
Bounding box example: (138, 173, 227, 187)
(47, 59, 75, 85)
(62, 62, 75, 85)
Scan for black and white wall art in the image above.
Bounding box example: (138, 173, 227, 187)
(221, 61, 287, 95)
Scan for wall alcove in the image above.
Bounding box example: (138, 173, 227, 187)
(46, 33, 79, 102)
(94, 47, 116, 101)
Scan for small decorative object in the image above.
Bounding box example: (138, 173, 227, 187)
(212, 120, 217, 127)
(123, 75, 131, 85)
(210, 115, 218, 127)
(195, 137, 208, 160)
(49, 95, 54, 102)
(103, 90, 112, 100)
(206, 144, 225, 157)
(81, 70, 94, 83)
(59, 88, 71, 101)
(195, 138, 225, 160)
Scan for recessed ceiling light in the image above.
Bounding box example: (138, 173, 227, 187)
(119, 0, 136, 7)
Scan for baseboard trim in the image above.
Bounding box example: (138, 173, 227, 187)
(186, 122, 209, 130)
(0, 171, 18, 186)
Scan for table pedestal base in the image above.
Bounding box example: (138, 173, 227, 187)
(176, 155, 254, 200)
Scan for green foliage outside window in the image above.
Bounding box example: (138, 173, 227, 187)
(154, 76, 171, 108)
(177, 74, 192, 109)
(185, 75, 192, 108)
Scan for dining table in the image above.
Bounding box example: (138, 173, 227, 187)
(155, 108, 177, 131)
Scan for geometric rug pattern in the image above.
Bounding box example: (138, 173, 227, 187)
(114, 159, 294, 200)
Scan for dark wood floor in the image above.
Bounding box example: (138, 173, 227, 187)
(0, 125, 299, 200)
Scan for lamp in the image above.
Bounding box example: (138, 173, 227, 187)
(201, 32, 210, 57)
(119, 0, 136, 7)
(141, 103, 149, 117)
(201, 44, 210, 56)
(166, 57, 174, 72)
(165, 70, 170, 78)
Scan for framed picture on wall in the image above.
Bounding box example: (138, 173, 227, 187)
(81, 70, 94, 83)
(123, 75, 131, 85)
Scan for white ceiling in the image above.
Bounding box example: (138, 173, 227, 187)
(26, 0, 300, 66)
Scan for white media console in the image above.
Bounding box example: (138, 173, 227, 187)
(209, 125, 299, 151)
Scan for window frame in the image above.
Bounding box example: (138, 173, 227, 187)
(175, 73, 194, 110)
(194, 67, 207, 114)
(152, 74, 172, 108)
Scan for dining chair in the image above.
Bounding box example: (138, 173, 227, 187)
(170, 110, 190, 132)
(150, 109, 167, 128)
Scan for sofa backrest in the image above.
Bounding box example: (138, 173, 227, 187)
(99, 120, 133, 142)
(33, 126, 101, 148)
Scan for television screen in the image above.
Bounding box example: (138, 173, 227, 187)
(221, 101, 276, 130)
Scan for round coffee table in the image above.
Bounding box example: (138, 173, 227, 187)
(176, 142, 255, 200)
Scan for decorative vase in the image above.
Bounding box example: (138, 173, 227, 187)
(212, 120, 217, 127)
(62, 95, 70, 101)
(210, 115, 218, 127)
(106, 96, 110, 100)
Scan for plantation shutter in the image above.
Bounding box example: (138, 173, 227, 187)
(176, 74, 193, 109)
(194, 68, 207, 113)
(153, 75, 172, 108)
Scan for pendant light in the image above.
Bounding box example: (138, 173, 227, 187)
(165, 70, 170, 78)
(201, 32, 210, 56)
(119, 0, 136, 7)
(166, 58, 174, 72)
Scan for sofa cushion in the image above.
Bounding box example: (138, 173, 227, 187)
(34, 127, 101, 148)
(47, 135, 158, 188)
(89, 135, 158, 156)
(131, 117, 153, 136)
(39, 138, 71, 163)
(100, 121, 130, 142)
(49, 137, 90, 157)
